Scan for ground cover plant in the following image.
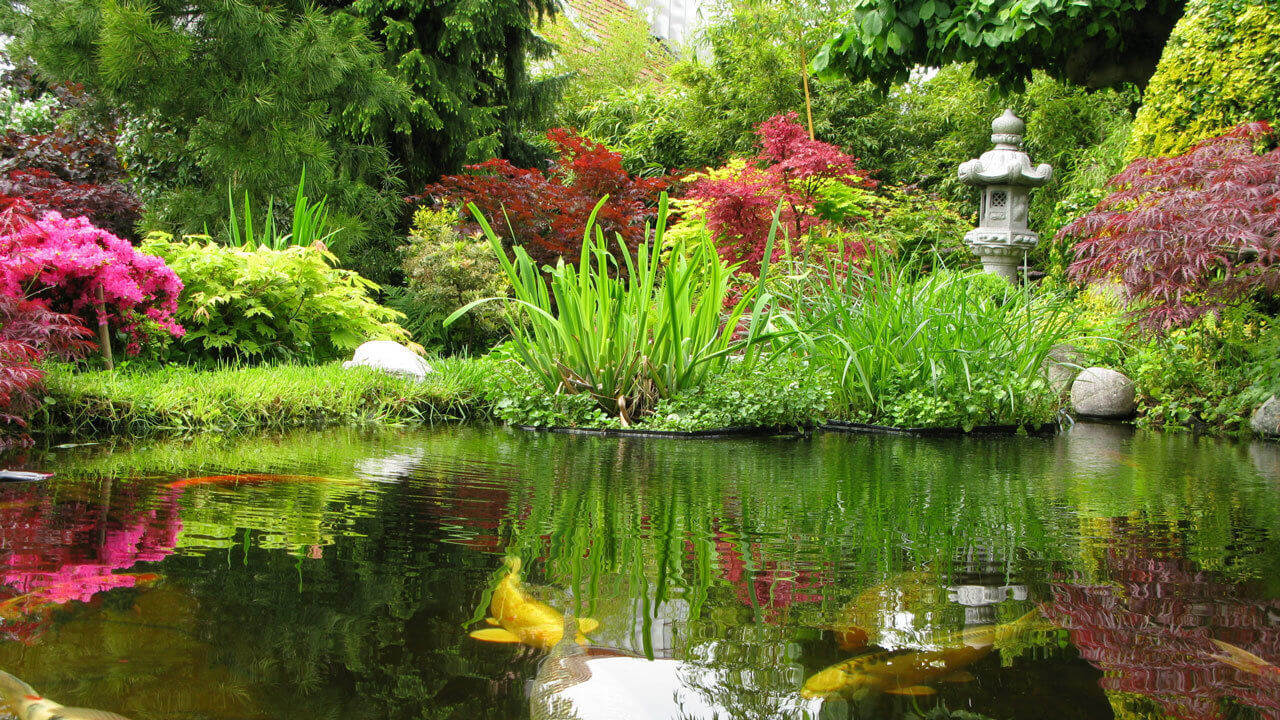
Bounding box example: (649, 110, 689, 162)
(781, 252, 1076, 429)
(448, 196, 784, 426)
(141, 233, 409, 364)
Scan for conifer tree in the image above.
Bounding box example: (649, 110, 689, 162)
(6, 0, 409, 268)
(344, 0, 562, 188)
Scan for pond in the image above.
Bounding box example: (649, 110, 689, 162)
(0, 423, 1277, 720)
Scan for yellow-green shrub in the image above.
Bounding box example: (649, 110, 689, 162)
(1128, 0, 1280, 158)
(141, 232, 409, 363)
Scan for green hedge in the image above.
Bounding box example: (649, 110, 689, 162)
(1129, 0, 1280, 158)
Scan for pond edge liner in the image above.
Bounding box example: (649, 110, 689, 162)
(514, 425, 812, 439)
(822, 420, 1060, 437)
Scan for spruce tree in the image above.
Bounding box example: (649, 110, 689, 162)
(344, 0, 562, 189)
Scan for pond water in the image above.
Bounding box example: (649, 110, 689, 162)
(0, 423, 1277, 720)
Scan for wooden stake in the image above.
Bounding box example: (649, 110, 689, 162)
(95, 285, 113, 370)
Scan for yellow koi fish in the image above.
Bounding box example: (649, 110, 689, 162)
(802, 610, 1041, 699)
(830, 572, 942, 651)
(1210, 639, 1280, 680)
(0, 670, 131, 719)
(469, 557, 598, 650)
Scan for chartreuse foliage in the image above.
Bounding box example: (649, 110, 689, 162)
(447, 196, 784, 424)
(1128, 0, 1280, 159)
(782, 252, 1075, 429)
(140, 233, 408, 364)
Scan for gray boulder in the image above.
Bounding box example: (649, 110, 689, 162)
(343, 340, 432, 381)
(1045, 344, 1083, 395)
(1250, 395, 1280, 437)
(1070, 367, 1136, 418)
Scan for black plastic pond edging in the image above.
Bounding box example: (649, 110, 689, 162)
(821, 420, 1059, 438)
(515, 425, 811, 439)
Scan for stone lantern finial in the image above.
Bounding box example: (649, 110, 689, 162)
(958, 110, 1053, 281)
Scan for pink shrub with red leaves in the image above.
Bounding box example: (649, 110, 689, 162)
(1064, 122, 1280, 331)
(688, 113, 875, 276)
(0, 294, 94, 446)
(0, 210, 184, 353)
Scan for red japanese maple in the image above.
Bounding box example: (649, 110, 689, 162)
(414, 129, 670, 267)
(0, 294, 94, 447)
(1063, 122, 1280, 331)
(688, 113, 874, 276)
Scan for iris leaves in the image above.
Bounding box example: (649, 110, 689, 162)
(446, 194, 784, 425)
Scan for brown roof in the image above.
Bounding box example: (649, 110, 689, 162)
(556, 0, 675, 80)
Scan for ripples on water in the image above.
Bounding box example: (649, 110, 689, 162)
(0, 423, 1275, 719)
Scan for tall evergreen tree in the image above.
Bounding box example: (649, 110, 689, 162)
(345, 0, 562, 189)
(5, 0, 410, 266)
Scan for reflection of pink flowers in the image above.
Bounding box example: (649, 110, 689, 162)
(698, 521, 827, 620)
(0, 491, 182, 607)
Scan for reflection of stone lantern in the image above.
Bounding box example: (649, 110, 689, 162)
(958, 110, 1053, 281)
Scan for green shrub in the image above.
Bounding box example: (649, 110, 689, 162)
(1128, 0, 1280, 159)
(141, 233, 409, 364)
(783, 254, 1076, 429)
(1123, 306, 1276, 432)
(399, 207, 510, 352)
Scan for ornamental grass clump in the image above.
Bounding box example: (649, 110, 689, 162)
(783, 252, 1075, 429)
(447, 195, 783, 425)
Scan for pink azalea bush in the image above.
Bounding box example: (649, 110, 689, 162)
(0, 211, 183, 353)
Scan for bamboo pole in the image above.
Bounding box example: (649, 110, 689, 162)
(799, 44, 816, 141)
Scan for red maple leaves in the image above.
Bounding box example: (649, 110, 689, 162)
(414, 128, 671, 267)
(1064, 122, 1280, 331)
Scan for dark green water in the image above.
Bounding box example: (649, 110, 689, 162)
(0, 423, 1277, 720)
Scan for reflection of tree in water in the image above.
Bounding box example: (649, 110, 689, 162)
(675, 619, 818, 720)
(178, 479, 530, 720)
(1044, 515, 1280, 720)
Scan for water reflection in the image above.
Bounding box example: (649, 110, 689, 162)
(0, 423, 1271, 719)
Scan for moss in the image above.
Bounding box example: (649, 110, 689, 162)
(1129, 0, 1280, 158)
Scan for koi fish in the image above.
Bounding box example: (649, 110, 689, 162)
(802, 610, 1041, 699)
(0, 669, 131, 719)
(165, 473, 331, 490)
(468, 557, 599, 650)
(1210, 639, 1280, 680)
(830, 572, 942, 651)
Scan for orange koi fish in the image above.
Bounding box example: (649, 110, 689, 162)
(469, 557, 599, 650)
(1210, 639, 1280, 680)
(165, 473, 331, 490)
(0, 669, 131, 719)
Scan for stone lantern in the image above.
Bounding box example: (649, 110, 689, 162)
(958, 109, 1053, 281)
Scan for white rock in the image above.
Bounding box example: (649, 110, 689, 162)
(1250, 395, 1280, 437)
(342, 340, 431, 381)
(1045, 344, 1083, 395)
(1070, 367, 1136, 418)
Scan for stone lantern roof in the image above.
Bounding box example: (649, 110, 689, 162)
(958, 109, 1053, 187)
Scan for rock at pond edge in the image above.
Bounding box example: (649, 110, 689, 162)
(1070, 367, 1136, 419)
(1250, 395, 1280, 438)
(343, 340, 432, 381)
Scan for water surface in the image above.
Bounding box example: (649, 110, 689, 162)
(0, 423, 1277, 719)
